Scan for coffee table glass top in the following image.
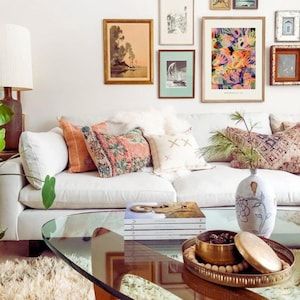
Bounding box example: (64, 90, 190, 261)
(42, 208, 300, 299)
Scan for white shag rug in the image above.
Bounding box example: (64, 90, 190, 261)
(0, 256, 95, 300)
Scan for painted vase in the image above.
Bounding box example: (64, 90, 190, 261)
(235, 169, 277, 238)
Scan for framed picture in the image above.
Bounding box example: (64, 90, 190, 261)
(270, 45, 300, 86)
(275, 11, 300, 42)
(202, 17, 265, 103)
(233, 0, 258, 9)
(159, 50, 195, 99)
(210, 0, 231, 10)
(103, 19, 154, 84)
(159, 0, 194, 45)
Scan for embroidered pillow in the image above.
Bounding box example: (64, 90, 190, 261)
(59, 119, 107, 173)
(81, 127, 151, 178)
(226, 125, 300, 174)
(147, 132, 211, 175)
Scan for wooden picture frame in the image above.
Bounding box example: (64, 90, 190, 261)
(158, 50, 195, 99)
(233, 0, 258, 10)
(103, 19, 154, 84)
(210, 0, 231, 10)
(159, 0, 194, 45)
(270, 45, 300, 86)
(275, 11, 300, 42)
(202, 17, 265, 103)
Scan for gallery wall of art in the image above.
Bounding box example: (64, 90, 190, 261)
(0, 0, 299, 131)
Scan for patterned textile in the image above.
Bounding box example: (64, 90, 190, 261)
(59, 119, 107, 173)
(226, 125, 300, 174)
(81, 127, 151, 178)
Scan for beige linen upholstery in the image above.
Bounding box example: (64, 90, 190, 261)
(0, 158, 26, 240)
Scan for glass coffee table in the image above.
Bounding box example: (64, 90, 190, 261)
(42, 208, 300, 300)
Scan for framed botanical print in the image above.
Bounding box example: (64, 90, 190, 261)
(210, 0, 231, 10)
(159, 50, 195, 98)
(159, 0, 194, 45)
(103, 19, 153, 84)
(202, 17, 265, 103)
(233, 0, 258, 9)
(275, 11, 300, 42)
(270, 45, 300, 85)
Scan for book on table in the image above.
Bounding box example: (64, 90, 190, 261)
(124, 201, 206, 241)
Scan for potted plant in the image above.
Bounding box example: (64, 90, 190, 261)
(202, 112, 276, 238)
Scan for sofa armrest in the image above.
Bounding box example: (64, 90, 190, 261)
(0, 158, 26, 240)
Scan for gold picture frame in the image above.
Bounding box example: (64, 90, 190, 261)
(103, 19, 154, 84)
(210, 0, 231, 10)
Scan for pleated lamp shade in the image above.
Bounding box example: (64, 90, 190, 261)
(0, 24, 33, 90)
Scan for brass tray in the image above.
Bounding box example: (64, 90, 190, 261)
(182, 237, 295, 288)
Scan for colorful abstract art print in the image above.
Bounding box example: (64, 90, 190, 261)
(202, 17, 265, 103)
(103, 19, 153, 84)
(212, 28, 256, 90)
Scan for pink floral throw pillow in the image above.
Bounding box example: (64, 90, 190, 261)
(81, 127, 151, 178)
(226, 125, 300, 174)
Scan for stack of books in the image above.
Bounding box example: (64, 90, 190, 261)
(124, 201, 206, 241)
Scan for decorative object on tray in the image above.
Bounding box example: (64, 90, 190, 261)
(275, 11, 300, 42)
(103, 19, 153, 84)
(158, 50, 195, 99)
(124, 201, 205, 240)
(233, 0, 258, 10)
(183, 230, 295, 288)
(159, 0, 194, 45)
(203, 112, 276, 237)
(202, 17, 265, 103)
(270, 45, 300, 86)
(210, 0, 231, 10)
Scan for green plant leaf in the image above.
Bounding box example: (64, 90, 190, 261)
(0, 228, 7, 240)
(0, 128, 5, 151)
(230, 111, 244, 124)
(42, 175, 56, 209)
(0, 103, 13, 126)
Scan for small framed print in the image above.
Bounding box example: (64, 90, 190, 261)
(210, 0, 231, 10)
(233, 0, 258, 9)
(202, 17, 265, 103)
(103, 19, 154, 84)
(159, 0, 194, 45)
(159, 50, 195, 99)
(276, 11, 300, 42)
(270, 45, 300, 86)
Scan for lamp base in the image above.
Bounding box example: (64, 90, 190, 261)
(1, 87, 22, 150)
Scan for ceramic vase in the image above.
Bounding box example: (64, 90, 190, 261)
(235, 169, 277, 238)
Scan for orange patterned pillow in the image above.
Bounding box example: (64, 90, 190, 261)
(59, 119, 107, 173)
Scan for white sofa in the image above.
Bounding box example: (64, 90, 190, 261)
(1, 112, 300, 240)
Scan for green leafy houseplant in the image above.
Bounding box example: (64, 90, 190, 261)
(0, 102, 56, 239)
(202, 112, 261, 169)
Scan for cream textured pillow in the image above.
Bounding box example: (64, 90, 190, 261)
(147, 132, 211, 175)
(19, 128, 68, 189)
(270, 114, 300, 133)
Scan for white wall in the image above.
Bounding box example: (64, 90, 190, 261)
(1, 0, 300, 131)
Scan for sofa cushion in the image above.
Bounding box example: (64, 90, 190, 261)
(270, 113, 300, 133)
(173, 162, 300, 207)
(19, 171, 176, 209)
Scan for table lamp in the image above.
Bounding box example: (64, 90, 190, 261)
(0, 24, 33, 150)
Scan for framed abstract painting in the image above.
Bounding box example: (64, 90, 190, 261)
(202, 17, 265, 103)
(159, 50, 195, 99)
(159, 0, 194, 45)
(103, 19, 154, 84)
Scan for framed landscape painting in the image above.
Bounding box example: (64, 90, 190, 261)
(159, 50, 195, 99)
(233, 0, 258, 9)
(103, 19, 153, 84)
(202, 17, 265, 103)
(159, 0, 194, 45)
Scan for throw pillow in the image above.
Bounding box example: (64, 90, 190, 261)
(147, 132, 211, 175)
(19, 128, 68, 189)
(81, 127, 151, 178)
(270, 113, 300, 133)
(226, 125, 300, 174)
(59, 119, 107, 173)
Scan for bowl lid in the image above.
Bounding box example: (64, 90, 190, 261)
(234, 231, 282, 273)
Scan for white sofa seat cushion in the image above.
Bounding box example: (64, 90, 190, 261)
(174, 163, 300, 207)
(19, 171, 176, 209)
